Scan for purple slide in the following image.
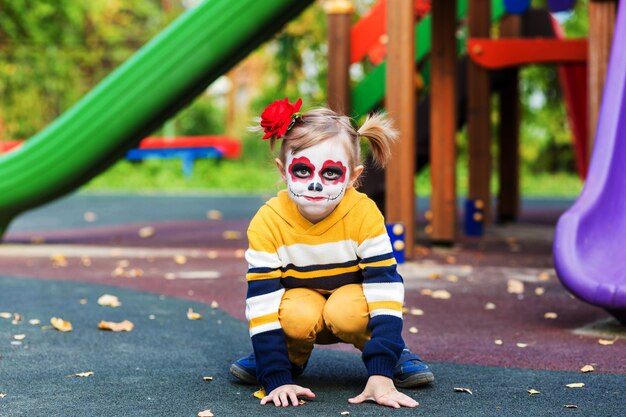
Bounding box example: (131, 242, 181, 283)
(553, 0, 626, 325)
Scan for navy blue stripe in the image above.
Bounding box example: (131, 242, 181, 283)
(282, 271, 362, 290)
(362, 265, 403, 284)
(247, 279, 282, 298)
(248, 266, 280, 274)
(281, 258, 359, 273)
(360, 252, 395, 264)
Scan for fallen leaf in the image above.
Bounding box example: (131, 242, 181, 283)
(420, 289, 433, 296)
(203, 377, 213, 382)
(0, 393, 7, 398)
(174, 255, 187, 265)
(538, 271, 551, 281)
(197, 410, 214, 417)
(494, 339, 503, 345)
(565, 383, 585, 388)
(50, 253, 68, 268)
(527, 389, 541, 396)
(29, 319, 41, 325)
(507, 279, 524, 294)
(97, 320, 134, 332)
(409, 308, 424, 316)
(544, 312, 558, 319)
(446, 274, 459, 283)
(14, 334, 26, 341)
(485, 302, 496, 310)
(67, 372, 94, 378)
(516, 343, 528, 348)
(187, 308, 203, 320)
(598, 338, 617, 346)
(253, 387, 266, 399)
(427, 272, 441, 280)
(409, 326, 418, 334)
(579, 365, 595, 373)
(0, 312, 12, 319)
(431, 289, 451, 300)
(563, 405, 578, 409)
(210, 301, 219, 309)
(534, 287, 546, 296)
(222, 230, 242, 240)
(207, 210, 222, 220)
(298, 399, 306, 405)
(79, 299, 88, 305)
(97, 294, 122, 308)
(341, 412, 350, 416)
(454, 387, 473, 395)
(138, 226, 155, 238)
(51, 317, 73, 332)
(84, 211, 98, 222)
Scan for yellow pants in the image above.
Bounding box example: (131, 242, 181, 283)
(278, 283, 370, 366)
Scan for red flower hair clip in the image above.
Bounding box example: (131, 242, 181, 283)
(260, 97, 302, 140)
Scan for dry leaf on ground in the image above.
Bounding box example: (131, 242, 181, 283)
(409, 326, 418, 334)
(563, 405, 578, 409)
(598, 338, 617, 346)
(13, 334, 26, 341)
(507, 279, 525, 294)
(565, 383, 585, 388)
(67, 372, 94, 378)
(485, 302, 497, 310)
(253, 388, 266, 399)
(203, 377, 213, 382)
(454, 387, 473, 395)
(138, 226, 155, 238)
(97, 294, 122, 308)
(409, 308, 424, 316)
(431, 289, 451, 299)
(197, 410, 214, 417)
(51, 317, 73, 332)
(544, 312, 558, 319)
(580, 365, 595, 373)
(210, 301, 219, 309)
(527, 389, 541, 396)
(97, 320, 134, 332)
(0, 393, 7, 398)
(187, 308, 203, 320)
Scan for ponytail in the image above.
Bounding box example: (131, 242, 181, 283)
(357, 113, 398, 169)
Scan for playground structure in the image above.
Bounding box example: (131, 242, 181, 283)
(0, 0, 623, 321)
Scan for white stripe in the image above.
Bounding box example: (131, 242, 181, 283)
(357, 234, 393, 259)
(249, 321, 282, 337)
(276, 240, 358, 267)
(245, 288, 284, 321)
(246, 248, 281, 269)
(363, 282, 404, 303)
(370, 309, 403, 319)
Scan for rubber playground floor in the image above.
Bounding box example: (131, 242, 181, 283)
(1, 192, 624, 417)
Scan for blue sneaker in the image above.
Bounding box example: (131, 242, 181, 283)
(393, 348, 434, 387)
(229, 352, 307, 385)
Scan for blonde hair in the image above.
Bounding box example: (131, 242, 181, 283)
(271, 108, 398, 187)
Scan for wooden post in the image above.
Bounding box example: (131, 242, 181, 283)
(467, 0, 492, 225)
(325, 1, 354, 115)
(430, 0, 457, 243)
(497, 14, 521, 223)
(386, 0, 416, 259)
(588, 0, 617, 164)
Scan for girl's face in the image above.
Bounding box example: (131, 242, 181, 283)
(277, 139, 361, 224)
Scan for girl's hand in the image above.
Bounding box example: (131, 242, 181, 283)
(260, 384, 316, 407)
(348, 375, 418, 409)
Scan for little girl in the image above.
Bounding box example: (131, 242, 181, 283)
(230, 98, 433, 408)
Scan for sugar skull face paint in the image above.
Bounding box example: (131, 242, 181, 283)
(281, 140, 351, 223)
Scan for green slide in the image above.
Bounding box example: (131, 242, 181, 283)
(0, 0, 313, 238)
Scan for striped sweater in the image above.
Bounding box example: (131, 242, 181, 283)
(245, 187, 405, 392)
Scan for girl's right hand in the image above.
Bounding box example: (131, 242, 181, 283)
(260, 384, 316, 407)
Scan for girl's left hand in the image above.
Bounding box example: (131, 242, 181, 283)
(348, 375, 418, 409)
